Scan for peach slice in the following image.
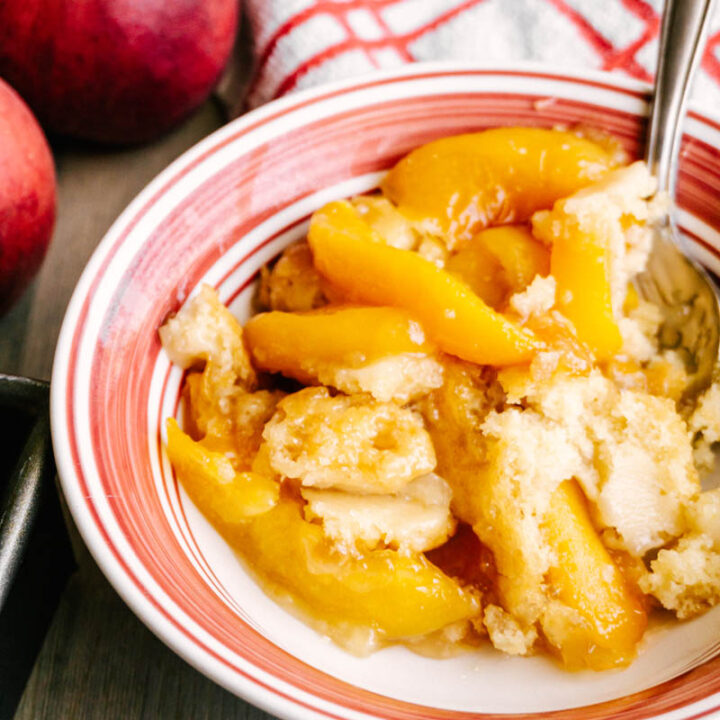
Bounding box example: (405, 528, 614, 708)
(525, 312, 595, 377)
(308, 201, 538, 366)
(447, 225, 550, 308)
(166, 418, 279, 523)
(476, 225, 551, 293)
(382, 128, 617, 246)
(232, 497, 480, 639)
(532, 163, 658, 361)
(445, 238, 508, 309)
(542, 480, 647, 669)
(167, 421, 478, 640)
(549, 223, 622, 360)
(244, 306, 433, 383)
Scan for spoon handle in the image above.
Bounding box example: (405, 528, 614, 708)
(645, 0, 715, 195)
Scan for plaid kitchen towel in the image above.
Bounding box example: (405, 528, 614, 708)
(242, 0, 720, 113)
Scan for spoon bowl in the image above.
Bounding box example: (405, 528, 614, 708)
(640, 0, 720, 401)
(638, 228, 720, 402)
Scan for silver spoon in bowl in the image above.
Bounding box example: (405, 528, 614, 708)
(636, 0, 720, 403)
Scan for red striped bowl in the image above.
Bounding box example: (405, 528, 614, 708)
(52, 65, 720, 720)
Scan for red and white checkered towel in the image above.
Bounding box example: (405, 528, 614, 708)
(243, 0, 720, 112)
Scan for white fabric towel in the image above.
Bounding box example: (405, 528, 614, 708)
(243, 0, 720, 115)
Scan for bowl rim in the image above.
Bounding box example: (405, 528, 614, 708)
(50, 61, 720, 720)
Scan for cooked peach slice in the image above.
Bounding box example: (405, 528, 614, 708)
(166, 419, 279, 523)
(547, 222, 622, 360)
(533, 163, 658, 360)
(447, 225, 550, 308)
(308, 201, 539, 366)
(244, 306, 433, 383)
(183, 366, 234, 440)
(542, 480, 647, 669)
(231, 497, 479, 639)
(382, 128, 616, 245)
(446, 239, 508, 309)
(525, 312, 595, 377)
(181, 366, 283, 469)
(477, 225, 551, 292)
(169, 419, 477, 638)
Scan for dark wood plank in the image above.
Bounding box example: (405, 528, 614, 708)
(15, 558, 274, 720)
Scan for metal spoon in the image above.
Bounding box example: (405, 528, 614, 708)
(636, 0, 720, 403)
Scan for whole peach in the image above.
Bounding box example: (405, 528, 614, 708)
(0, 0, 238, 144)
(0, 78, 56, 314)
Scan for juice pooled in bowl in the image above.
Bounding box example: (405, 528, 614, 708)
(159, 127, 720, 671)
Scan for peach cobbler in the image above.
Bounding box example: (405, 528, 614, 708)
(160, 128, 720, 670)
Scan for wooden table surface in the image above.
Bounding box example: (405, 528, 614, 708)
(1, 98, 273, 720)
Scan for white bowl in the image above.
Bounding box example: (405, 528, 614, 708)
(52, 63, 720, 720)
